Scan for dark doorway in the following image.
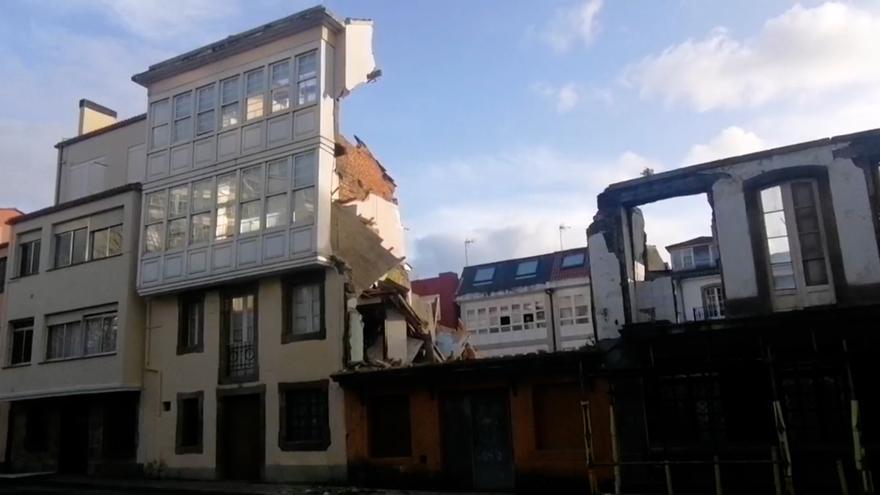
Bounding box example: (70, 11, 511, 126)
(218, 392, 264, 480)
(58, 405, 89, 474)
(441, 390, 514, 491)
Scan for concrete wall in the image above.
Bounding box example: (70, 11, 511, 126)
(139, 267, 348, 481)
(677, 274, 723, 321)
(0, 189, 144, 400)
(347, 193, 406, 258)
(58, 120, 146, 203)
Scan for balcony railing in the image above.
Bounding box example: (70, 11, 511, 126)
(693, 303, 725, 321)
(225, 341, 257, 379)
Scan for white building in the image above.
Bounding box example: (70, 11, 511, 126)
(665, 236, 724, 321)
(457, 248, 593, 358)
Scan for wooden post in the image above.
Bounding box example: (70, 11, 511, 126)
(580, 399, 598, 494)
(664, 461, 674, 495)
(837, 459, 850, 495)
(610, 402, 621, 495)
(714, 455, 723, 495)
(772, 446, 783, 495)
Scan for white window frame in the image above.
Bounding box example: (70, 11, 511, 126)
(196, 84, 216, 136)
(295, 50, 318, 107)
(172, 91, 193, 144)
(150, 98, 170, 150)
(220, 75, 241, 129)
(46, 312, 118, 361)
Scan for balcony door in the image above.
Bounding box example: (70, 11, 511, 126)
(759, 181, 834, 311)
(221, 289, 258, 382)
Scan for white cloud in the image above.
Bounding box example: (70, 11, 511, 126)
(92, 0, 240, 41)
(683, 126, 765, 164)
(532, 82, 581, 113)
(534, 0, 603, 53)
(623, 2, 880, 111)
(402, 147, 663, 276)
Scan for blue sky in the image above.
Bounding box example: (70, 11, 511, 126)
(2, 0, 879, 277)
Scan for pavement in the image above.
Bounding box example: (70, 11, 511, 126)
(0, 475, 494, 495)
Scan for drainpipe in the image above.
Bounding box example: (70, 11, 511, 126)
(545, 288, 557, 352)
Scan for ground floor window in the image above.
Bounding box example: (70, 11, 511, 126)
(279, 381, 330, 451)
(368, 394, 412, 458)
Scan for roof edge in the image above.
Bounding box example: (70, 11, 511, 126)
(9, 183, 142, 226)
(55, 113, 146, 149)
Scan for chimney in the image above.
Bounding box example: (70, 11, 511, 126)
(78, 99, 117, 135)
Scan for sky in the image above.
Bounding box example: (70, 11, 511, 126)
(2, 0, 880, 278)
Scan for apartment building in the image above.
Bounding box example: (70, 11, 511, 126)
(457, 248, 593, 357)
(664, 236, 723, 321)
(586, 129, 880, 492)
(0, 209, 22, 468)
(0, 7, 419, 483)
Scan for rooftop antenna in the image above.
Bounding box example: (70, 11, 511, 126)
(559, 224, 571, 250)
(464, 238, 475, 267)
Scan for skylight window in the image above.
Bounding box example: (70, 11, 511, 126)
(473, 267, 495, 285)
(561, 253, 585, 269)
(515, 260, 538, 278)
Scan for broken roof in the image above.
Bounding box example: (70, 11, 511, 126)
(132, 6, 346, 86)
(335, 135, 397, 204)
(457, 248, 589, 297)
(598, 127, 880, 208)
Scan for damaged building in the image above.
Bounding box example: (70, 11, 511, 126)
(0, 6, 433, 483)
(585, 129, 880, 493)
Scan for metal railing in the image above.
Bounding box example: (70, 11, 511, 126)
(225, 341, 256, 378)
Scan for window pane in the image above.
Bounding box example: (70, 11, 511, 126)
(245, 95, 264, 121)
(267, 158, 290, 194)
(169, 186, 189, 217)
(761, 186, 783, 212)
(795, 206, 820, 233)
(167, 218, 187, 249)
(192, 178, 213, 212)
(292, 187, 315, 225)
(763, 211, 788, 238)
(216, 173, 236, 204)
(799, 232, 825, 260)
(239, 201, 261, 234)
(55, 232, 71, 267)
(474, 267, 495, 283)
(297, 78, 317, 106)
(297, 52, 317, 81)
(215, 205, 236, 240)
(772, 263, 796, 290)
(64, 321, 83, 358)
(91, 229, 108, 260)
(197, 110, 215, 134)
(271, 87, 290, 112)
(108, 226, 123, 256)
(693, 245, 711, 266)
(246, 69, 264, 95)
(293, 152, 315, 187)
(103, 316, 117, 352)
(291, 283, 320, 335)
(147, 191, 166, 222)
(173, 117, 192, 143)
(145, 224, 163, 253)
(174, 92, 192, 118)
(151, 124, 169, 148)
(791, 182, 816, 208)
(221, 77, 239, 104)
(72, 229, 87, 264)
(767, 237, 791, 264)
(47, 325, 64, 359)
(804, 259, 829, 286)
(197, 85, 215, 110)
(516, 260, 537, 277)
(151, 99, 170, 124)
(85, 317, 103, 355)
(561, 253, 585, 268)
(190, 213, 212, 244)
(221, 103, 240, 128)
(271, 60, 290, 87)
(240, 166, 263, 201)
(265, 194, 287, 229)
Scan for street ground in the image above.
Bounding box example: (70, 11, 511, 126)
(0, 476, 499, 495)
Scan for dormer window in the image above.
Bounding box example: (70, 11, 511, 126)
(515, 260, 538, 279)
(561, 253, 585, 268)
(473, 267, 495, 285)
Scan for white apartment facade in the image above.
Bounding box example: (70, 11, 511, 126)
(457, 248, 594, 358)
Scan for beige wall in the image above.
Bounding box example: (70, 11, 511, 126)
(58, 119, 147, 203)
(0, 189, 144, 400)
(139, 266, 348, 481)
